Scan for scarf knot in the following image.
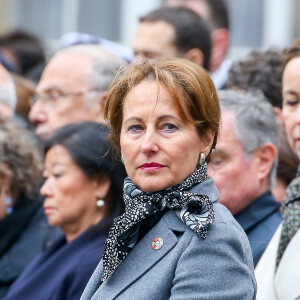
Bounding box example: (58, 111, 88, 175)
(100, 162, 215, 283)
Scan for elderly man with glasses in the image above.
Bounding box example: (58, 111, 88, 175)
(29, 44, 125, 140)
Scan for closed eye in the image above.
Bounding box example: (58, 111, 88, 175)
(285, 98, 299, 106)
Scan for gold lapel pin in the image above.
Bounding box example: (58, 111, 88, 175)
(152, 237, 164, 250)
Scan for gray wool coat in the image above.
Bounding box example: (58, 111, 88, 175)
(81, 178, 257, 300)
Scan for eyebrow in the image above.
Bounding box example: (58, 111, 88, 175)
(211, 148, 227, 156)
(283, 90, 299, 97)
(37, 85, 64, 94)
(51, 162, 66, 168)
(124, 114, 180, 124)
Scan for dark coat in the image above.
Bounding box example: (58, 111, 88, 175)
(0, 198, 62, 298)
(235, 191, 282, 266)
(3, 221, 109, 300)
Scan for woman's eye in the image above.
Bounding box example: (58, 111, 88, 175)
(161, 123, 178, 132)
(53, 171, 62, 178)
(285, 98, 299, 107)
(128, 124, 144, 132)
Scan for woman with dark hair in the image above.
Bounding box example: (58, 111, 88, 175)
(256, 39, 300, 299)
(3, 122, 126, 300)
(81, 59, 256, 299)
(0, 117, 57, 299)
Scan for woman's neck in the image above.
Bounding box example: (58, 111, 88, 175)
(63, 211, 104, 243)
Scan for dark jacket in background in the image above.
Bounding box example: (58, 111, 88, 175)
(235, 191, 282, 266)
(3, 221, 109, 300)
(0, 197, 62, 298)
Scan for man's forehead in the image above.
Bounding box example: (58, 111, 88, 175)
(45, 51, 93, 73)
(134, 21, 177, 55)
(37, 53, 92, 91)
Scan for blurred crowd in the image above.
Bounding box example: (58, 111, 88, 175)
(0, 0, 299, 299)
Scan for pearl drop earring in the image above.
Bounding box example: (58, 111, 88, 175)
(97, 199, 104, 207)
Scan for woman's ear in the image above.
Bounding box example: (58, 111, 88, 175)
(201, 130, 215, 157)
(94, 175, 111, 201)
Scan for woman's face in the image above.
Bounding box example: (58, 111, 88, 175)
(120, 79, 212, 192)
(41, 145, 106, 231)
(282, 57, 300, 158)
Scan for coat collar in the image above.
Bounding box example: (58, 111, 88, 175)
(190, 177, 219, 204)
(86, 210, 181, 299)
(82, 178, 219, 299)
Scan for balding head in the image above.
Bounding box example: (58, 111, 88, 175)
(29, 44, 126, 139)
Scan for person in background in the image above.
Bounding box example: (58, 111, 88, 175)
(226, 48, 299, 203)
(132, 6, 211, 70)
(0, 64, 17, 118)
(81, 58, 256, 300)
(208, 90, 282, 266)
(256, 39, 300, 300)
(59, 32, 134, 64)
(11, 73, 35, 121)
(0, 29, 46, 81)
(3, 122, 126, 300)
(29, 44, 125, 140)
(165, 0, 231, 89)
(0, 117, 58, 298)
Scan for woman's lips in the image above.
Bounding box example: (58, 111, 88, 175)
(44, 206, 55, 215)
(139, 162, 166, 171)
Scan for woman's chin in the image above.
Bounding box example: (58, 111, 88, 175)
(135, 179, 175, 193)
(46, 216, 60, 227)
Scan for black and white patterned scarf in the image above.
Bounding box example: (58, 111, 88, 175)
(276, 164, 300, 269)
(100, 162, 215, 283)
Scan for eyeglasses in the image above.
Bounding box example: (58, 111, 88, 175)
(29, 88, 102, 107)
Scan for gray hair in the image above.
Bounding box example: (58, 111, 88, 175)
(58, 44, 126, 103)
(0, 74, 17, 111)
(0, 117, 43, 197)
(217, 89, 279, 188)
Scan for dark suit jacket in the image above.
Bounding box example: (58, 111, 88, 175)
(235, 191, 282, 266)
(3, 222, 109, 300)
(81, 179, 257, 300)
(0, 199, 62, 299)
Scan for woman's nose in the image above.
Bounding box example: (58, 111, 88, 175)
(140, 130, 159, 155)
(40, 178, 52, 197)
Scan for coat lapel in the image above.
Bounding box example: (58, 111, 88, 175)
(91, 210, 185, 299)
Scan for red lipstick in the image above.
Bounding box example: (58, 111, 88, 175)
(139, 162, 166, 171)
(44, 206, 55, 215)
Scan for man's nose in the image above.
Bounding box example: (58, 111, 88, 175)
(28, 101, 47, 123)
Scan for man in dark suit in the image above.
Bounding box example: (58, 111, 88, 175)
(208, 89, 282, 266)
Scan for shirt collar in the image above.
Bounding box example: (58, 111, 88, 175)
(234, 191, 281, 232)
